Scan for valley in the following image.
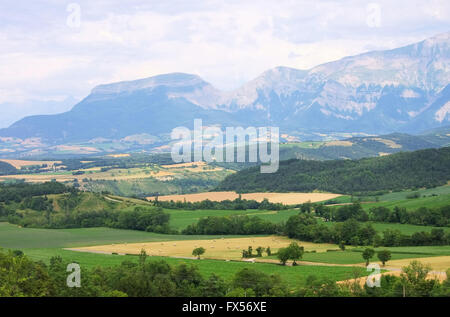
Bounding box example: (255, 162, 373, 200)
(1, 156, 449, 295)
(0, 28, 449, 299)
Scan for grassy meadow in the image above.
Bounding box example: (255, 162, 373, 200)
(19, 248, 366, 288)
(0, 222, 368, 288)
(0, 222, 249, 249)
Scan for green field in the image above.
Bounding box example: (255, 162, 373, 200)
(302, 248, 449, 264)
(361, 193, 450, 210)
(371, 184, 450, 202)
(0, 222, 250, 249)
(317, 219, 450, 235)
(19, 248, 366, 288)
(369, 222, 450, 235)
(0, 222, 368, 289)
(353, 245, 450, 255)
(260, 245, 450, 265)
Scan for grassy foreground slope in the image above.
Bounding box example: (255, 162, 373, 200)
(361, 191, 450, 211)
(217, 147, 450, 194)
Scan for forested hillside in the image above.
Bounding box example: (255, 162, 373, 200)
(217, 147, 450, 194)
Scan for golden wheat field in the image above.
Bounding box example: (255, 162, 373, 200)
(0, 159, 61, 169)
(69, 236, 337, 260)
(0, 161, 226, 184)
(0, 169, 176, 183)
(147, 191, 341, 204)
(161, 161, 207, 168)
(372, 256, 450, 272)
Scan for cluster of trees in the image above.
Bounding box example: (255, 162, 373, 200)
(217, 147, 450, 194)
(380, 228, 449, 246)
(241, 246, 270, 258)
(0, 182, 172, 234)
(181, 211, 449, 247)
(284, 213, 450, 247)
(320, 203, 369, 222)
(369, 205, 450, 227)
(154, 197, 287, 211)
(113, 207, 172, 233)
(182, 215, 280, 235)
(314, 202, 450, 227)
(361, 248, 392, 266)
(0, 182, 69, 204)
(277, 243, 304, 265)
(5, 197, 172, 233)
(1, 249, 449, 297)
(19, 196, 53, 212)
(285, 213, 378, 245)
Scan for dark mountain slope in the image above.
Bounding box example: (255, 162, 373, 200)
(216, 147, 450, 194)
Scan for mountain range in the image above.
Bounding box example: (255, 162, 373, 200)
(0, 32, 449, 151)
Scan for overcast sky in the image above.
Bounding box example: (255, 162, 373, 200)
(0, 0, 449, 128)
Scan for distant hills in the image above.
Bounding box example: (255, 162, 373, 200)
(216, 147, 450, 194)
(0, 32, 449, 157)
(278, 127, 450, 161)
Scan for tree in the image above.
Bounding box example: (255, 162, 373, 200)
(139, 249, 147, 266)
(266, 247, 271, 256)
(192, 247, 205, 259)
(277, 248, 290, 265)
(256, 247, 265, 257)
(287, 242, 304, 266)
(247, 246, 253, 257)
(231, 268, 285, 296)
(338, 241, 346, 251)
(400, 261, 437, 297)
(377, 250, 392, 266)
(226, 287, 256, 297)
(202, 274, 227, 297)
(362, 248, 375, 266)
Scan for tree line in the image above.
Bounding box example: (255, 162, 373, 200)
(284, 213, 449, 247)
(154, 197, 287, 211)
(315, 202, 450, 227)
(8, 206, 172, 233)
(181, 212, 449, 247)
(182, 215, 279, 235)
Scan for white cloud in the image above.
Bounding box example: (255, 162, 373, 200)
(0, 0, 448, 124)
